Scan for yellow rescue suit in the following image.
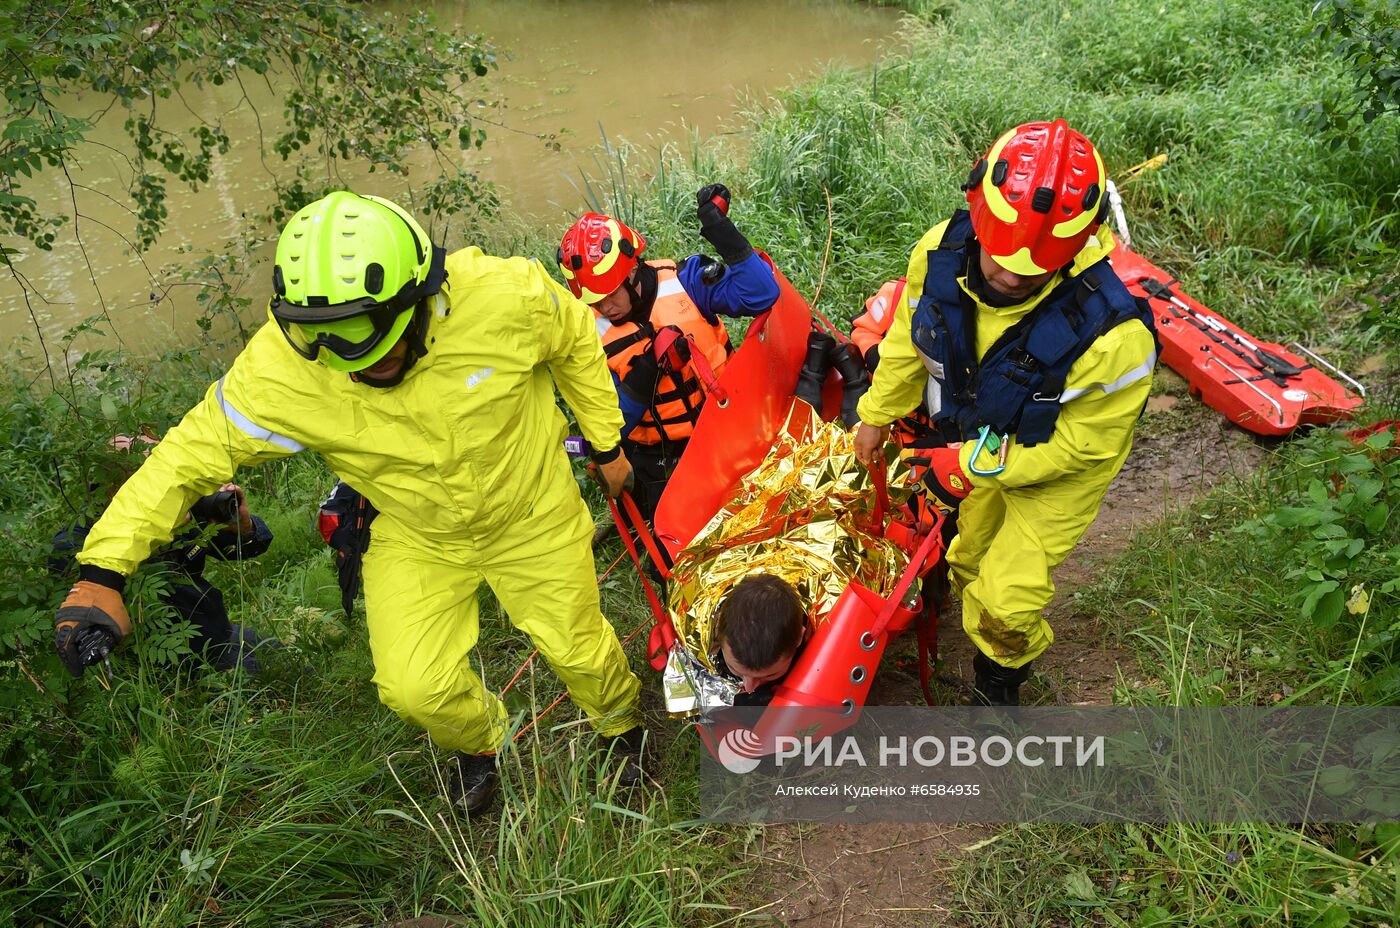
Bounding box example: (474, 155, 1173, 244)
(78, 248, 642, 751)
(856, 223, 1157, 667)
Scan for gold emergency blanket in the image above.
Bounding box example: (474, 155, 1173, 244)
(668, 401, 912, 673)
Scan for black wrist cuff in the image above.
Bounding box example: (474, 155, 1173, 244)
(590, 445, 622, 465)
(78, 564, 126, 593)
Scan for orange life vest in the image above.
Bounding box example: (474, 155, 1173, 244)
(596, 261, 729, 445)
(850, 277, 906, 363)
(850, 277, 936, 448)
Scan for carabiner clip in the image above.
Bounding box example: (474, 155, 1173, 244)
(968, 425, 1010, 477)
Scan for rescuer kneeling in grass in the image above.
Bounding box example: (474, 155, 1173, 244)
(54, 191, 646, 815)
(853, 120, 1159, 706)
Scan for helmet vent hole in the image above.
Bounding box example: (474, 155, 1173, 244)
(1031, 186, 1055, 213)
(991, 159, 1009, 186)
(364, 262, 385, 294)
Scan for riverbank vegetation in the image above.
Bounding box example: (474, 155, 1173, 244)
(2, 0, 1397, 925)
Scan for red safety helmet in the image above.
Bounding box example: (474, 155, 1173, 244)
(557, 212, 647, 304)
(964, 119, 1108, 276)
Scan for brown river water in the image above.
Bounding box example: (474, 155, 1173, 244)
(2, 0, 902, 361)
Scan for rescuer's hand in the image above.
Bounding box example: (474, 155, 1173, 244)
(590, 450, 635, 501)
(55, 577, 132, 678)
(854, 422, 891, 470)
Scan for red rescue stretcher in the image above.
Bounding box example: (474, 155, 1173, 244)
(1107, 243, 1364, 437)
(606, 255, 948, 751)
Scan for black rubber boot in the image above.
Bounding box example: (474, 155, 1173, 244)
(449, 752, 500, 815)
(794, 330, 835, 413)
(591, 520, 617, 549)
(213, 623, 281, 675)
(604, 727, 649, 788)
(826, 338, 871, 428)
(972, 652, 1032, 706)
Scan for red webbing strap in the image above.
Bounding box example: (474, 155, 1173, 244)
(618, 490, 672, 575)
(869, 526, 945, 640)
(607, 491, 677, 670)
(808, 305, 851, 346)
(653, 326, 731, 408)
(685, 340, 729, 406)
(870, 457, 890, 536)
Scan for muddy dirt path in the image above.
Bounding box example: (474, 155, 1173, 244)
(747, 374, 1271, 927)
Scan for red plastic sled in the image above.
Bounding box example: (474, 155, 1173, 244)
(619, 255, 946, 730)
(1110, 243, 1365, 436)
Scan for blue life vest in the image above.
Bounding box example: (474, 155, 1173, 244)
(910, 211, 1155, 447)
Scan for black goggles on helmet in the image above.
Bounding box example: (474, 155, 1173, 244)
(270, 245, 447, 363)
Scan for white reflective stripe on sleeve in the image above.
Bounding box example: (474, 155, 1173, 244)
(216, 379, 305, 451)
(1059, 351, 1158, 403)
(656, 277, 685, 299)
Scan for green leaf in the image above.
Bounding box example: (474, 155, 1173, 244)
(1062, 869, 1097, 900)
(1318, 765, 1358, 798)
(1300, 579, 1340, 623)
(1364, 502, 1389, 535)
(1315, 587, 1346, 628)
(1307, 479, 1330, 505)
(1318, 903, 1351, 928)
(98, 394, 118, 419)
(1136, 906, 1173, 928)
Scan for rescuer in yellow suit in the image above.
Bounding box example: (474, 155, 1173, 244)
(854, 121, 1158, 705)
(54, 191, 644, 814)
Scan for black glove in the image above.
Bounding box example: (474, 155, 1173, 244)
(696, 183, 753, 265)
(696, 183, 732, 214)
(189, 490, 239, 526)
(619, 349, 661, 405)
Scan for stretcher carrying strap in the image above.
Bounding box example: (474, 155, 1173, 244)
(869, 512, 947, 640)
(606, 489, 678, 671)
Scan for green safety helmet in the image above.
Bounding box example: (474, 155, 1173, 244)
(268, 191, 446, 372)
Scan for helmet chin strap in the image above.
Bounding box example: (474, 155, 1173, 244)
(622, 261, 658, 325)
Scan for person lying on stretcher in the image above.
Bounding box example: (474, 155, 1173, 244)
(661, 395, 919, 714)
(712, 573, 808, 707)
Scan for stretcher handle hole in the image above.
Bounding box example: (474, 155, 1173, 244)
(840, 698, 856, 716)
(716, 397, 729, 409)
(859, 631, 878, 651)
(850, 665, 867, 684)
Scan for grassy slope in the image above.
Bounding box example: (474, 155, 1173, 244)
(2, 0, 1398, 924)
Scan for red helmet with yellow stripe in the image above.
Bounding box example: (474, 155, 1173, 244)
(964, 120, 1108, 276)
(558, 212, 646, 304)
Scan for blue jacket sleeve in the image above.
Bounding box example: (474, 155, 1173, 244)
(677, 253, 780, 324)
(613, 370, 650, 439)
